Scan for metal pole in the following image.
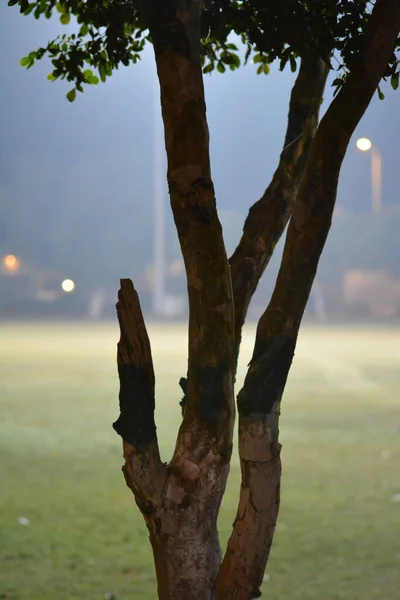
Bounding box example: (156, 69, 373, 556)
(152, 78, 166, 316)
(371, 147, 382, 214)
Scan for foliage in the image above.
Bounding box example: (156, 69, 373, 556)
(8, 0, 400, 100)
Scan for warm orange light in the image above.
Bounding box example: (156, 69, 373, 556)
(3, 254, 20, 272)
(169, 259, 184, 277)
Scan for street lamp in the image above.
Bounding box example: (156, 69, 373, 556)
(61, 279, 75, 292)
(152, 75, 167, 317)
(2, 254, 20, 272)
(356, 137, 382, 214)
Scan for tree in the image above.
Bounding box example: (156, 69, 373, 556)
(9, 1, 400, 598)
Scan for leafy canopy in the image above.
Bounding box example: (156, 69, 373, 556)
(8, 0, 400, 100)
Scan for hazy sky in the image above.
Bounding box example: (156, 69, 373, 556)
(1, 4, 399, 292)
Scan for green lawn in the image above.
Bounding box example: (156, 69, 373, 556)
(1, 322, 400, 600)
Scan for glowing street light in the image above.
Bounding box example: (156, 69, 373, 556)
(61, 279, 75, 293)
(2, 254, 20, 272)
(356, 137, 382, 214)
(356, 137, 372, 152)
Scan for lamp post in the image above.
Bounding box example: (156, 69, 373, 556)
(356, 137, 382, 214)
(153, 79, 167, 317)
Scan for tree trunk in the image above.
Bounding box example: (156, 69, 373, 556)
(116, 3, 236, 598)
(113, 2, 400, 599)
(217, 1, 400, 597)
(229, 54, 329, 354)
(115, 280, 230, 600)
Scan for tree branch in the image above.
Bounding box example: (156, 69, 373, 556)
(113, 279, 167, 511)
(229, 54, 329, 355)
(150, 1, 236, 458)
(257, 0, 400, 347)
(219, 1, 400, 597)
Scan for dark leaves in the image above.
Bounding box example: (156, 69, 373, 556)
(8, 0, 400, 98)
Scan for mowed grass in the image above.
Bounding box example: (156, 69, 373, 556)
(1, 322, 400, 600)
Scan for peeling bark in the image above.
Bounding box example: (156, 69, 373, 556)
(113, 279, 167, 511)
(113, 2, 400, 599)
(114, 280, 231, 599)
(151, 2, 235, 452)
(147, 445, 230, 600)
(218, 1, 400, 598)
(117, 3, 235, 598)
(230, 55, 329, 355)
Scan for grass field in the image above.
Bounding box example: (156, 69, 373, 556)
(1, 322, 400, 600)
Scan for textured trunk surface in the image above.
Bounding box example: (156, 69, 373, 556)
(132, 3, 235, 598)
(229, 54, 329, 353)
(216, 1, 400, 598)
(116, 281, 230, 600)
(113, 2, 400, 599)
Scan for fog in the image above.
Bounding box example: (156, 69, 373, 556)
(1, 4, 399, 319)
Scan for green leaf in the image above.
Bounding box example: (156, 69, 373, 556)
(230, 54, 240, 68)
(28, 51, 37, 60)
(253, 53, 263, 64)
(20, 56, 31, 67)
(66, 88, 76, 102)
(203, 63, 214, 74)
(216, 62, 225, 74)
(256, 64, 263, 75)
(124, 22, 134, 36)
(56, 3, 65, 13)
(87, 75, 99, 85)
(99, 64, 106, 82)
(23, 3, 35, 15)
(391, 72, 399, 90)
(290, 55, 297, 73)
(7, 0, 19, 6)
(60, 13, 70, 25)
(47, 72, 57, 81)
(79, 24, 89, 36)
(377, 85, 385, 100)
(263, 63, 270, 75)
(280, 54, 289, 71)
(244, 43, 251, 65)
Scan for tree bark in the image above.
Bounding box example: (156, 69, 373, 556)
(115, 3, 236, 598)
(114, 2, 400, 599)
(113, 279, 167, 511)
(229, 54, 329, 355)
(151, 1, 235, 449)
(217, 1, 400, 598)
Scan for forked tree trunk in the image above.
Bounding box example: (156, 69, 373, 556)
(115, 280, 230, 600)
(113, 1, 400, 599)
(116, 3, 236, 598)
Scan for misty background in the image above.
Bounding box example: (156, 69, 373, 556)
(1, 4, 399, 320)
